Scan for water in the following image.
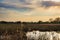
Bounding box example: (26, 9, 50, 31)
(26, 31, 60, 40)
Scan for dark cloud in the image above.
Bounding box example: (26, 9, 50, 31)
(0, 3, 34, 12)
(40, 1, 60, 8)
(19, 0, 32, 5)
(0, 3, 15, 8)
(19, 0, 25, 2)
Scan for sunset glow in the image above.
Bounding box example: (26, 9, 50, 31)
(0, 0, 60, 22)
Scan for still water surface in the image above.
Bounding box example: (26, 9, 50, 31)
(26, 31, 60, 40)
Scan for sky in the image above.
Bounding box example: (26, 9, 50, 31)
(0, 0, 60, 22)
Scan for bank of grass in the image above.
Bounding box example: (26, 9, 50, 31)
(0, 23, 60, 40)
(0, 23, 60, 32)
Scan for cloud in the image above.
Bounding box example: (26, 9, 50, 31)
(0, 0, 60, 22)
(0, 8, 24, 21)
(0, 3, 15, 8)
(21, 6, 60, 17)
(0, 0, 37, 12)
(2, 0, 32, 5)
(40, 1, 60, 8)
(0, 2, 34, 12)
(2, 0, 60, 8)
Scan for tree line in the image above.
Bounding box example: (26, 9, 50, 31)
(0, 17, 60, 24)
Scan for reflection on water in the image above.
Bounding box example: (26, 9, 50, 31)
(26, 31, 60, 40)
